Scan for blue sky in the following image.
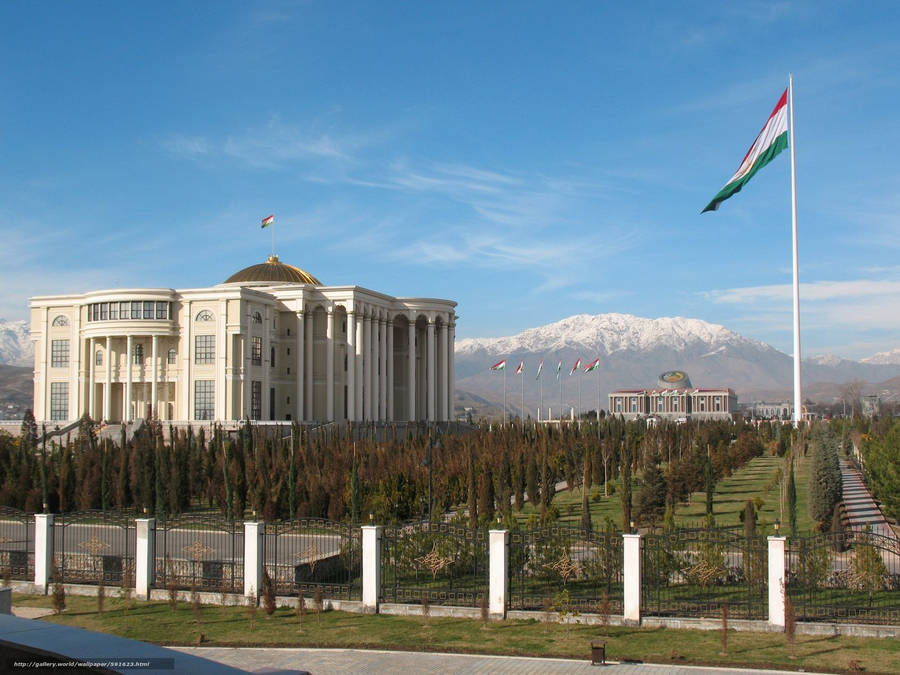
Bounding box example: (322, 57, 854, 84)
(2, 1, 899, 359)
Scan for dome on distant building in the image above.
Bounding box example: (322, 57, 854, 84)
(657, 370, 692, 389)
(224, 255, 321, 285)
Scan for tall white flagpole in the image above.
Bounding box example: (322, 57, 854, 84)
(789, 74, 802, 427)
(521, 364, 525, 425)
(503, 366, 507, 426)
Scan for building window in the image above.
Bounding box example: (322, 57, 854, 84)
(715, 396, 722, 411)
(271, 346, 275, 368)
(167, 348, 177, 365)
(194, 380, 214, 420)
(194, 335, 215, 364)
(252, 311, 262, 324)
(95, 350, 103, 366)
(657, 396, 664, 412)
(251, 336, 262, 365)
(132, 343, 144, 365)
(100, 303, 108, 320)
(142, 301, 153, 319)
(195, 309, 214, 322)
(286, 347, 290, 355)
(615, 397, 622, 413)
(131, 302, 141, 319)
(109, 303, 118, 320)
(630, 397, 637, 413)
(699, 398, 706, 412)
(344, 354, 347, 371)
(286, 328, 291, 336)
(50, 382, 68, 421)
(52, 315, 69, 327)
(51, 339, 69, 367)
(156, 302, 169, 319)
(673, 397, 679, 411)
(251, 381, 262, 420)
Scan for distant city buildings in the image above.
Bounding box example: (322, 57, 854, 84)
(607, 370, 737, 422)
(29, 256, 456, 425)
(749, 401, 793, 421)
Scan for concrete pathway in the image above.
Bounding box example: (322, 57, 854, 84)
(174, 646, 814, 675)
(840, 459, 894, 538)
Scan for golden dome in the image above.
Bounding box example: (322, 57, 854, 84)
(224, 256, 321, 285)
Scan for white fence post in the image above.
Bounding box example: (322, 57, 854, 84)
(243, 521, 264, 600)
(134, 518, 156, 600)
(34, 514, 54, 594)
(768, 535, 787, 628)
(361, 525, 382, 613)
(488, 529, 509, 619)
(623, 533, 641, 624)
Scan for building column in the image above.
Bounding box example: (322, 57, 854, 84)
(355, 310, 364, 421)
(242, 335, 251, 420)
(216, 299, 227, 421)
(386, 318, 394, 422)
(103, 336, 111, 421)
(125, 335, 133, 422)
(326, 307, 335, 421)
(370, 314, 378, 421)
(88, 337, 95, 420)
(489, 529, 509, 619)
(623, 533, 641, 624)
(407, 319, 416, 421)
(71, 310, 81, 420)
(361, 525, 382, 613)
(379, 318, 387, 421)
(182, 301, 192, 420)
(37, 308, 49, 421)
(262, 306, 271, 421)
(426, 318, 435, 422)
(346, 311, 357, 421)
(439, 320, 448, 421)
(768, 536, 787, 628)
(151, 335, 158, 420)
(304, 311, 313, 420)
(449, 320, 456, 422)
(296, 311, 305, 422)
(363, 314, 372, 421)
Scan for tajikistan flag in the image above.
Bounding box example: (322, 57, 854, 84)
(515, 361, 524, 375)
(702, 89, 788, 213)
(555, 361, 562, 380)
(569, 358, 581, 376)
(490, 359, 507, 371)
(583, 358, 601, 373)
(535, 359, 544, 380)
(261, 214, 275, 228)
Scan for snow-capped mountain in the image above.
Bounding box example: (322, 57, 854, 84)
(454, 313, 900, 415)
(0, 319, 32, 367)
(861, 348, 900, 366)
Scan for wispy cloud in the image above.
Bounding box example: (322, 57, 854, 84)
(706, 279, 900, 304)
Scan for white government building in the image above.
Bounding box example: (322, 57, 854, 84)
(29, 256, 457, 425)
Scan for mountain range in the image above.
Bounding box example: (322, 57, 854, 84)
(454, 313, 900, 416)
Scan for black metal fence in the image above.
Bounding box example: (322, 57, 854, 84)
(53, 510, 135, 585)
(263, 518, 361, 600)
(155, 514, 243, 593)
(381, 522, 488, 606)
(508, 525, 623, 613)
(787, 529, 900, 625)
(0, 507, 34, 581)
(641, 528, 767, 619)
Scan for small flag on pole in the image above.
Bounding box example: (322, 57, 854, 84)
(702, 89, 789, 213)
(556, 361, 562, 380)
(584, 358, 601, 373)
(569, 358, 582, 376)
(515, 361, 524, 375)
(261, 214, 275, 228)
(490, 359, 507, 371)
(535, 359, 544, 379)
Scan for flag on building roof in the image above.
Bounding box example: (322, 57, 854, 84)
(702, 89, 789, 213)
(515, 361, 524, 375)
(261, 214, 275, 228)
(490, 359, 507, 371)
(535, 359, 544, 379)
(569, 358, 581, 376)
(584, 358, 601, 373)
(556, 360, 562, 380)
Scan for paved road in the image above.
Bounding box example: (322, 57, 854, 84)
(174, 647, 812, 675)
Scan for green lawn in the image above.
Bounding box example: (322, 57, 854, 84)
(14, 593, 900, 674)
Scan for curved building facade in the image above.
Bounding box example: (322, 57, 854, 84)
(30, 256, 457, 424)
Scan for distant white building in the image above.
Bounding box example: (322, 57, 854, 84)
(29, 256, 456, 425)
(608, 370, 737, 422)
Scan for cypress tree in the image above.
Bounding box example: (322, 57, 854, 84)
(704, 458, 715, 516)
(621, 442, 632, 531)
(525, 448, 539, 507)
(787, 461, 798, 536)
(350, 446, 359, 525)
(466, 445, 478, 528)
(581, 444, 593, 532)
(636, 460, 666, 527)
(477, 466, 495, 524)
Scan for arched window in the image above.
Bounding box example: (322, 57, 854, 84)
(51, 315, 69, 327)
(95, 350, 103, 366)
(195, 310, 214, 322)
(252, 311, 263, 324)
(167, 348, 177, 365)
